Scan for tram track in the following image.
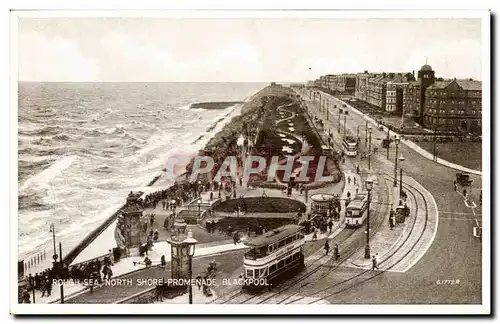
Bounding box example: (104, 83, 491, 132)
(254, 179, 391, 304)
(240, 178, 390, 305)
(281, 176, 429, 304)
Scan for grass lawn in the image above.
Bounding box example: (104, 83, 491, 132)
(415, 141, 482, 171)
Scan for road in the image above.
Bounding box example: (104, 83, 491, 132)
(296, 88, 483, 304)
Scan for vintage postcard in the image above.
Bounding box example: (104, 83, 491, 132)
(10, 10, 490, 315)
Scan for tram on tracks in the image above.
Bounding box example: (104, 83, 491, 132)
(242, 224, 305, 291)
(342, 136, 358, 157)
(345, 194, 368, 227)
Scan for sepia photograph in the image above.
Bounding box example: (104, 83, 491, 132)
(10, 9, 490, 315)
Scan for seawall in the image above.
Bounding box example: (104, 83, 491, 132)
(59, 88, 276, 266)
(62, 175, 161, 266)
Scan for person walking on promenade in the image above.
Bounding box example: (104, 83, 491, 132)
(348, 176, 351, 185)
(453, 180, 457, 191)
(328, 218, 333, 233)
(356, 165, 360, 174)
(389, 210, 395, 230)
(334, 243, 340, 260)
(160, 255, 167, 270)
(233, 231, 239, 245)
(196, 274, 202, 290)
(324, 240, 330, 255)
(22, 289, 30, 303)
(372, 254, 379, 270)
(153, 229, 159, 242)
(312, 228, 318, 241)
(150, 214, 155, 227)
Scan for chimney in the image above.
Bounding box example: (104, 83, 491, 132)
(413, 70, 415, 77)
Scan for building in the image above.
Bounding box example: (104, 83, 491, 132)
(423, 79, 482, 134)
(336, 73, 357, 95)
(405, 63, 482, 134)
(354, 71, 373, 101)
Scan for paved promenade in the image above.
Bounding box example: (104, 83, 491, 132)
(307, 88, 481, 175)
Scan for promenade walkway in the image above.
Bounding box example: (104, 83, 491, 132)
(298, 90, 439, 273)
(307, 88, 481, 176)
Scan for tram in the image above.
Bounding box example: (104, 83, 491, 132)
(344, 194, 368, 227)
(342, 136, 358, 157)
(242, 224, 305, 291)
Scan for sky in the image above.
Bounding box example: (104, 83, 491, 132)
(17, 17, 483, 82)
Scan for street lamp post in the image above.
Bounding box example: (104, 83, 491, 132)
(343, 113, 347, 138)
(399, 156, 406, 199)
(386, 127, 390, 160)
(365, 120, 368, 147)
(393, 137, 400, 187)
(326, 101, 329, 120)
(183, 229, 198, 305)
(59, 242, 64, 304)
(364, 179, 374, 259)
(197, 198, 201, 218)
(368, 127, 372, 170)
(49, 224, 57, 263)
(338, 109, 342, 134)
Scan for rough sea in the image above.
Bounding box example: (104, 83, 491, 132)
(17, 82, 266, 260)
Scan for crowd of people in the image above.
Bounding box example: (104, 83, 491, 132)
(18, 251, 117, 303)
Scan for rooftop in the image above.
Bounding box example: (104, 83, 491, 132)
(245, 224, 303, 247)
(420, 64, 433, 72)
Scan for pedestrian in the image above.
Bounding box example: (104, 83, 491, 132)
(324, 240, 330, 255)
(372, 254, 379, 270)
(144, 256, 152, 268)
(40, 277, 47, 297)
(334, 243, 339, 260)
(353, 177, 357, 185)
(210, 191, 213, 201)
(162, 201, 166, 210)
(356, 187, 359, 195)
(348, 176, 351, 184)
(463, 188, 467, 197)
(356, 165, 360, 174)
(312, 228, 317, 241)
(347, 191, 351, 199)
(389, 212, 395, 230)
(153, 229, 159, 242)
(328, 218, 333, 233)
(160, 255, 167, 270)
(233, 231, 239, 245)
(22, 289, 31, 304)
(196, 274, 202, 290)
(150, 214, 155, 227)
(45, 275, 52, 296)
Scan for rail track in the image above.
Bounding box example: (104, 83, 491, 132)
(282, 176, 429, 304)
(210, 177, 389, 304)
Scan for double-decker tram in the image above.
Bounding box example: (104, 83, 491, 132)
(243, 225, 305, 291)
(345, 194, 369, 227)
(342, 135, 358, 157)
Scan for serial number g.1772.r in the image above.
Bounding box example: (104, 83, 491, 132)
(435, 279, 461, 285)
